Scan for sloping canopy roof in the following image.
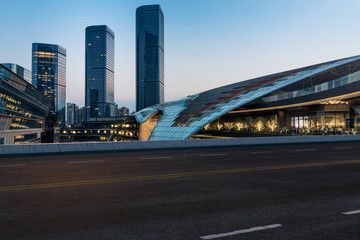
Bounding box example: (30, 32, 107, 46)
(135, 55, 360, 140)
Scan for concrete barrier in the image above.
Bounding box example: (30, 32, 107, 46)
(1, 134, 360, 156)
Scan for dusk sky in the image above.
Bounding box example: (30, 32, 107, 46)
(1, 0, 360, 112)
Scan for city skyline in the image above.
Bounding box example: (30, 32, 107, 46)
(1, 0, 360, 112)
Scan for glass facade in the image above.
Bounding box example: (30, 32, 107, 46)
(32, 43, 66, 126)
(1, 63, 32, 83)
(85, 25, 115, 119)
(136, 4, 164, 112)
(133, 55, 360, 140)
(0, 64, 51, 130)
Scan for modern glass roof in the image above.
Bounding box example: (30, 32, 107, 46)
(134, 55, 360, 140)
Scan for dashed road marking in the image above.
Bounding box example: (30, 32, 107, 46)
(200, 224, 282, 239)
(250, 151, 274, 154)
(0, 164, 26, 168)
(295, 149, 316, 152)
(199, 153, 227, 157)
(334, 147, 352, 150)
(68, 160, 104, 164)
(343, 209, 360, 215)
(139, 156, 170, 160)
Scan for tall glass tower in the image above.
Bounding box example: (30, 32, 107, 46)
(32, 43, 66, 126)
(136, 4, 164, 112)
(85, 25, 115, 119)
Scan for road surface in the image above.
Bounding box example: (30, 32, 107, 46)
(0, 142, 359, 239)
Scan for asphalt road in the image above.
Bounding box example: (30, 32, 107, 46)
(0, 142, 360, 239)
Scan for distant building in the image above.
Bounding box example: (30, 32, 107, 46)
(78, 106, 85, 124)
(113, 104, 130, 117)
(114, 103, 120, 117)
(85, 25, 115, 119)
(120, 106, 129, 117)
(66, 103, 83, 127)
(1, 63, 32, 83)
(32, 43, 66, 127)
(59, 116, 128, 142)
(136, 5, 164, 111)
(66, 103, 77, 127)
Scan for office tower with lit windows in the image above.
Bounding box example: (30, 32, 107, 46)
(1, 63, 32, 83)
(136, 4, 164, 111)
(32, 43, 66, 126)
(85, 25, 115, 119)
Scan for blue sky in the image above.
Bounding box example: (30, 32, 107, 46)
(1, 0, 360, 112)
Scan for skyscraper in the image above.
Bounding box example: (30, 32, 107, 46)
(32, 43, 66, 126)
(136, 4, 164, 112)
(1, 63, 32, 83)
(85, 25, 115, 119)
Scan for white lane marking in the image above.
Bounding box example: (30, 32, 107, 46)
(295, 149, 316, 152)
(199, 153, 227, 157)
(139, 156, 170, 160)
(250, 151, 274, 154)
(343, 209, 360, 215)
(200, 224, 282, 239)
(68, 160, 104, 164)
(0, 164, 26, 168)
(334, 147, 352, 150)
